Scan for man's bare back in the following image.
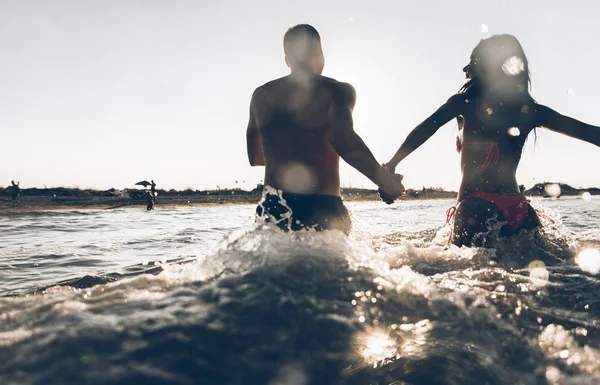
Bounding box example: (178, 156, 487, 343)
(249, 75, 357, 196)
(246, 24, 404, 233)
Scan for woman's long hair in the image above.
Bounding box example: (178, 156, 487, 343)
(459, 34, 536, 148)
(460, 34, 531, 96)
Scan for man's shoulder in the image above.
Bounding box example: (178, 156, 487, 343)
(256, 77, 288, 91)
(318, 76, 354, 93)
(317, 76, 356, 107)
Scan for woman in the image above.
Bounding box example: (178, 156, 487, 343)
(384, 34, 600, 247)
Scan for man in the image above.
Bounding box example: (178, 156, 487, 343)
(246, 24, 404, 234)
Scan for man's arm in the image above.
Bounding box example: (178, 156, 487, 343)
(328, 83, 402, 197)
(535, 104, 600, 147)
(246, 88, 266, 166)
(385, 94, 462, 170)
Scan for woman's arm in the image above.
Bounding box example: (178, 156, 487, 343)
(385, 94, 463, 170)
(535, 104, 600, 147)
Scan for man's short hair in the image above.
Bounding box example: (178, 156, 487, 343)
(283, 24, 321, 57)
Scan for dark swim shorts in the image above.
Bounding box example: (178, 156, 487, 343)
(256, 192, 351, 234)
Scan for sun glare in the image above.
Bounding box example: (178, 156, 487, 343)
(360, 330, 396, 365)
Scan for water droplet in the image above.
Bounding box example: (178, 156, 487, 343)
(277, 163, 317, 194)
(507, 127, 521, 136)
(544, 184, 561, 198)
(580, 192, 592, 201)
(528, 260, 549, 287)
(545, 366, 560, 382)
(575, 248, 600, 274)
(502, 56, 525, 76)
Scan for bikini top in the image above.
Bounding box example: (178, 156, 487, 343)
(455, 115, 500, 174)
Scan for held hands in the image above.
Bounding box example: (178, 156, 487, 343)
(376, 164, 405, 204)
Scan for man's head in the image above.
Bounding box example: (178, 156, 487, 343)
(283, 24, 324, 75)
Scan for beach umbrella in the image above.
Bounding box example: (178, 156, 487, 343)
(135, 180, 151, 188)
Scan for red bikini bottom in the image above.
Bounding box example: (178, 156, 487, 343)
(446, 193, 530, 230)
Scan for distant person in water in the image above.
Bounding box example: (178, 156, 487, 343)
(146, 190, 154, 211)
(150, 180, 157, 196)
(10, 181, 21, 205)
(247, 24, 404, 234)
(150, 180, 157, 203)
(384, 34, 600, 247)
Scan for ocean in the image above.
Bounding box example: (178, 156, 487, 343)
(1, 197, 599, 385)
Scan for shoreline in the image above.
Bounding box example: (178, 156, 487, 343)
(0, 191, 459, 213)
(1, 183, 596, 213)
(1, 194, 595, 213)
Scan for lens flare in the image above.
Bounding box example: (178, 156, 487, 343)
(507, 127, 521, 137)
(502, 56, 525, 76)
(360, 330, 396, 364)
(528, 260, 549, 287)
(575, 249, 600, 274)
(544, 184, 561, 198)
(545, 366, 561, 383)
(580, 192, 592, 201)
(277, 163, 316, 194)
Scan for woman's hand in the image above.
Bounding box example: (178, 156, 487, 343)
(376, 166, 404, 204)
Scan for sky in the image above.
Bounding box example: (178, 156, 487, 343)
(1, 0, 599, 191)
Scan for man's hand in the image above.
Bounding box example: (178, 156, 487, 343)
(376, 166, 405, 204)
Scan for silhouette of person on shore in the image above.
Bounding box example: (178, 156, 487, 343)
(146, 190, 154, 211)
(247, 24, 404, 234)
(384, 34, 600, 247)
(10, 181, 21, 205)
(150, 180, 157, 200)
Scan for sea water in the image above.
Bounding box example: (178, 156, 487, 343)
(1, 197, 599, 384)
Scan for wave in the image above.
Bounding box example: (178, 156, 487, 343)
(1, 222, 599, 384)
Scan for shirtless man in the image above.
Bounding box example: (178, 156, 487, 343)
(246, 24, 404, 234)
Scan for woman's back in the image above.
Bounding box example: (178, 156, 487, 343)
(456, 89, 536, 199)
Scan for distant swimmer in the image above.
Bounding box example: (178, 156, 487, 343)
(384, 34, 600, 247)
(146, 190, 154, 211)
(10, 181, 21, 205)
(247, 24, 405, 234)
